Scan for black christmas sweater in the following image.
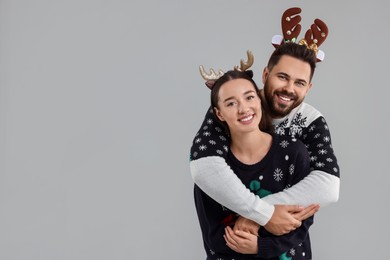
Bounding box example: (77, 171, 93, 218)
(194, 134, 313, 260)
(190, 102, 340, 226)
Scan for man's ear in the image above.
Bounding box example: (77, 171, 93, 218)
(214, 107, 225, 121)
(306, 82, 313, 94)
(262, 67, 269, 84)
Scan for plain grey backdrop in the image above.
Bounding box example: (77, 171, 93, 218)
(0, 0, 388, 259)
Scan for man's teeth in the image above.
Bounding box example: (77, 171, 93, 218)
(280, 96, 291, 101)
(240, 115, 253, 122)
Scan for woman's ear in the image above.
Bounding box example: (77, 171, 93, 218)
(214, 107, 225, 121)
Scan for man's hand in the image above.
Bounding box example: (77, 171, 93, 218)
(233, 216, 260, 236)
(224, 226, 258, 254)
(293, 204, 320, 221)
(264, 204, 319, 235)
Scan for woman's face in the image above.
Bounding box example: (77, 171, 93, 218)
(214, 78, 262, 136)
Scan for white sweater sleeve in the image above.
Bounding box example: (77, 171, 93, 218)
(263, 170, 340, 206)
(190, 156, 275, 226)
(191, 157, 340, 225)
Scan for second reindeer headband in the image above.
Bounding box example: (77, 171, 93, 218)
(271, 7, 329, 62)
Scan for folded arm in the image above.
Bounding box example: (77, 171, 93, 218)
(191, 157, 338, 225)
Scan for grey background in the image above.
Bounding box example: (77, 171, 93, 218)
(0, 0, 388, 259)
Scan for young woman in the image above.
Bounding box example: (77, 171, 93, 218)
(193, 67, 314, 260)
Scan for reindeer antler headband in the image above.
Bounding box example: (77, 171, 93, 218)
(199, 50, 254, 89)
(271, 7, 329, 62)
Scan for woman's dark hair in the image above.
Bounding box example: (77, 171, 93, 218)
(267, 43, 317, 81)
(210, 70, 273, 135)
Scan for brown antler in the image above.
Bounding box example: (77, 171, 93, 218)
(199, 65, 224, 81)
(304, 19, 329, 52)
(234, 50, 254, 72)
(303, 18, 328, 48)
(281, 7, 302, 43)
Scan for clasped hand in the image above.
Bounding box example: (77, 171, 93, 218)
(223, 204, 319, 254)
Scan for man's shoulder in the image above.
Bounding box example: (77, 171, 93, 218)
(296, 102, 322, 116)
(291, 102, 324, 126)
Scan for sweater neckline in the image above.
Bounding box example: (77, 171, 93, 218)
(227, 134, 279, 170)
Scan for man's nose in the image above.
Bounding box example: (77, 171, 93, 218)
(283, 80, 295, 93)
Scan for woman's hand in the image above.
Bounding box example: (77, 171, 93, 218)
(224, 226, 258, 254)
(233, 216, 260, 236)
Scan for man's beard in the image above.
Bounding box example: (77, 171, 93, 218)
(263, 80, 302, 118)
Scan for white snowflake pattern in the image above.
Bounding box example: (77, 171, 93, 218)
(289, 164, 295, 175)
(223, 145, 229, 152)
(314, 133, 321, 139)
(193, 151, 198, 158)
(333, 167, 338, 173)
(273, 168, 283, 182)
(289, 248, 296, 256)
(207, 118, 213, 125)
(199, 145, 207, 151)
(317, 143, 324, 148)
(310, 156, 317, 161)
(326, 158, 333, 162)
(209, 249, 215, 255)
(216, 150, 223, 155)
(280, 140, 289, 148)
(203, 131, 211, 137)
(309, 125, 316, 132)
(323, 136, 330, 142)
(275, 127, 286, 135)
(203, 125, 208, 130)
(219, 135, 227, 141)
(195, 138, 201, 143)
(324, 124, 329, 130)
(215, 126, 222, 132)
(315, 162, 325, 167)
(290, 125, 302, 138)
(209, 140, 216, 145)
(318, 149, 327, 155)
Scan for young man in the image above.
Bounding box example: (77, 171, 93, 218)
(190, 9, 340, 236)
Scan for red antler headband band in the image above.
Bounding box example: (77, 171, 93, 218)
(271, 7, 329, 62)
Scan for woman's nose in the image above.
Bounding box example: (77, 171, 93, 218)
(238, 103, 249, 114)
